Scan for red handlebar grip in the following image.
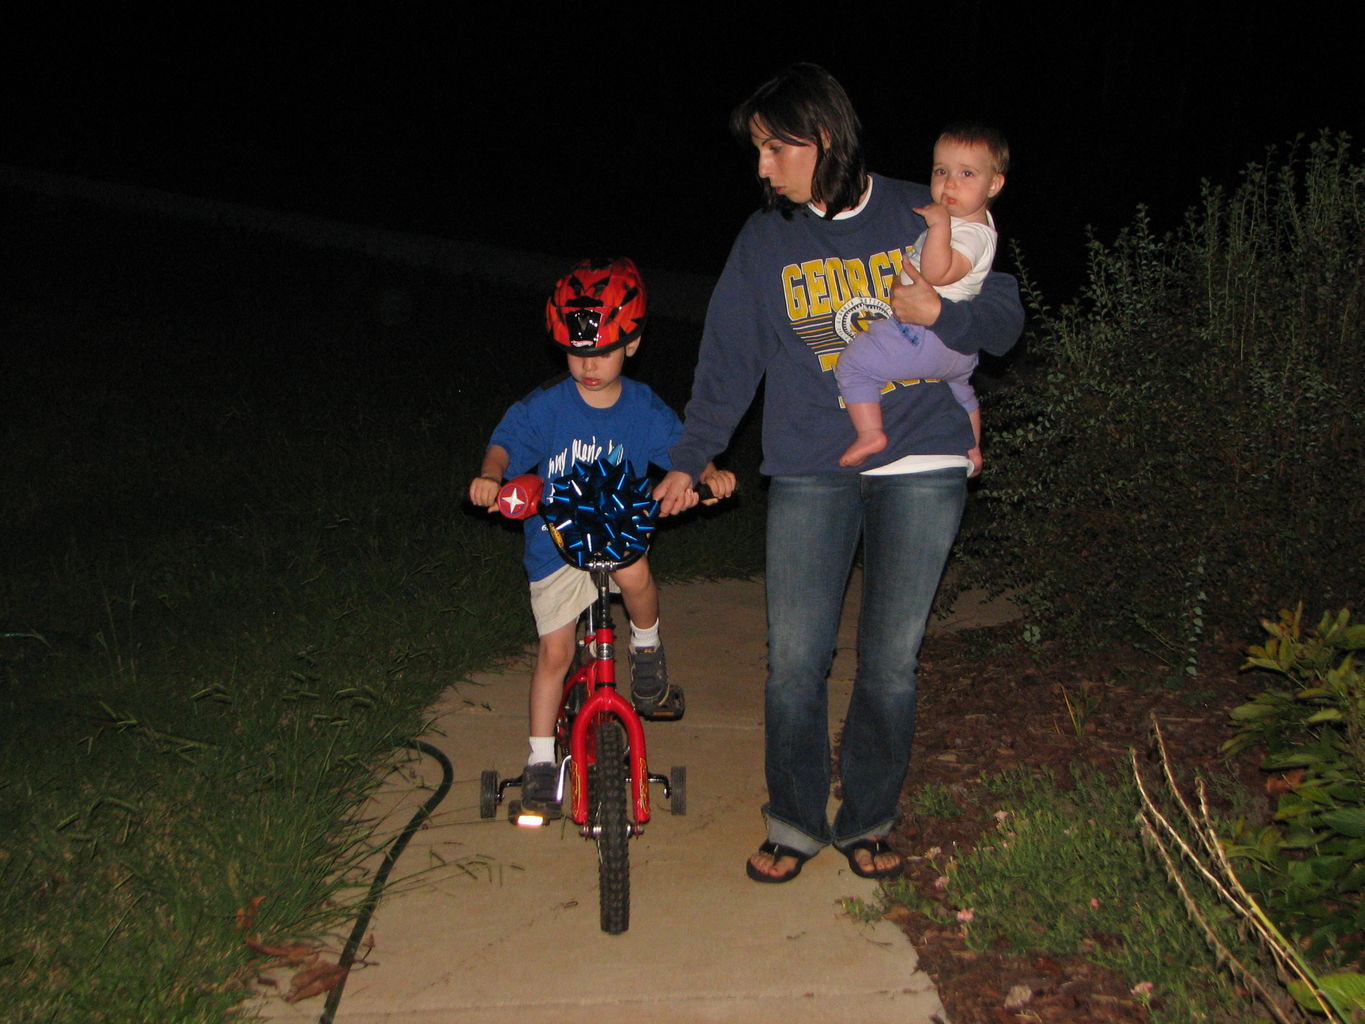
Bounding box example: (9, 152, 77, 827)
(497, 474, 543, 519)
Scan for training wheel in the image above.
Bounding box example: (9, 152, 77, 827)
(479, 769, 499, 819)
(670, 765, 687, 815)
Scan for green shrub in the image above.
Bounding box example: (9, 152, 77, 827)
(956, 133, 1364, 650)
(1224, 605, 1365, 969)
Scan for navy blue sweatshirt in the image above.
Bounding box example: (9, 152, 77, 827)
(669, 174, 1024, 479)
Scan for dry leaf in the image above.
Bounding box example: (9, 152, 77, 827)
(883, 904, 915, 926)
(1266, 769, 1307, 795)
(285, 961, 349, 1002)
(245, 936, 319, 962)
(235, 896, 264, 933)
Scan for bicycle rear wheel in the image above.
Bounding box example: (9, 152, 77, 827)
(591, 718, 630, 934)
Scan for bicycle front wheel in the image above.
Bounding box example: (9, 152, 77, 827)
(591, 718, 630, 934)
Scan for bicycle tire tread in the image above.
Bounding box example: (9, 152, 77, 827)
(592, 719, 630, 934)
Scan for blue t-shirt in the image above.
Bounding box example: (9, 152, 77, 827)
(491, 374, 681, 582)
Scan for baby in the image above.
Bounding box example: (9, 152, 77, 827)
(836, 123, 1008, 470)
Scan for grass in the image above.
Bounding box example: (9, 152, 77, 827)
(910, 781, 962, 819)
(0, 193, 765, 1022)
(877, 764, 1268, 1023)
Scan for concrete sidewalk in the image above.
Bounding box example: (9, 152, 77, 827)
(261, 575, 1017, 1023)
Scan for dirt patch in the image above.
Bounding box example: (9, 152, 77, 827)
(885, 625, 1268, 1024)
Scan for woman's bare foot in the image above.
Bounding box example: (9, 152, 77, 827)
(745, 841, 814, 883)
(838, 838, 904, 879)
(839, 429, 887, 467)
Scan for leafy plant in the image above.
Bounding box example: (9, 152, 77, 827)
(1059, 680, 1101, 738)
(1139, 717, 1364, 1023)
(1223, 605, 1365, 969)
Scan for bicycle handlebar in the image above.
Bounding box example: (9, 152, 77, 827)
(495, 473, 544, 520)
(495, 474, 718, 521)
(495, 465, 726, 572)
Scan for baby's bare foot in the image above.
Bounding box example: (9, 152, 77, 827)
(839, 430, 888, 467)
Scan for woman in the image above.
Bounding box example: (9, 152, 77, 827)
(655, 64, 1022, 882)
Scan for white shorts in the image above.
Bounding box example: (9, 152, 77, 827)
(529, 564, 619, 636)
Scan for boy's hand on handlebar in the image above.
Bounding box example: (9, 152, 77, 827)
(468, 475, 501, 511)
(470, 446, 511, 512)
(653, 470, 697, 517)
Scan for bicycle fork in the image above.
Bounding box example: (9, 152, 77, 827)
(566, 652, 652, 833)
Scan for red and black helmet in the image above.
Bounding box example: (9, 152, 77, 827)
(545, 257, 647, 355)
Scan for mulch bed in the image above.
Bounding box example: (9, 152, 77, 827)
(884, 624, 1271, 1024)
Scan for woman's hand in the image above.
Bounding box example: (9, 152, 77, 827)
(699, 466, 737, 503)
(653, 470, 700, 517)
(891, 267, 943, 326)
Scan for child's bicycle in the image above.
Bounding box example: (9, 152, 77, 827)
(478, 458, 711, 934)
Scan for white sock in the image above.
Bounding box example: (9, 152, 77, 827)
(630, 619, 660, 651)
(527, 736, 555, 766)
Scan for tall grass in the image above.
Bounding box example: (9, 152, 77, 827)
(0, 194, 763, 1021)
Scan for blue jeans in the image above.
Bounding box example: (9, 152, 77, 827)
(762, 469, 966, 855)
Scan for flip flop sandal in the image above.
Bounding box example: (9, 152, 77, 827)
(745, 840, 814, 884)
(837, 838, 904, 880)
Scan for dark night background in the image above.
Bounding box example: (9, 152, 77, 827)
(4, 8, 1360, 303)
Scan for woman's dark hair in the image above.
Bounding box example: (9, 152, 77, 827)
(729, 62, 867, 219)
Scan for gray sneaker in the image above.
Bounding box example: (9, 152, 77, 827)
(628, 645, 685, 721)
(520, 761, 562, 818)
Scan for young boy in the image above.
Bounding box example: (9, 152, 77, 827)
(836, 123, 1008, 469)
(468, 257, 730, 817)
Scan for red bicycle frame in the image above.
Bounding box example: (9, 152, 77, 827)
(562, 599, 651, 830)
(495, 468, 681, 836)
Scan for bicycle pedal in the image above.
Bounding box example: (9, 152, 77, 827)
(507, 799, 560, 827)
(631, 683, 685, 721)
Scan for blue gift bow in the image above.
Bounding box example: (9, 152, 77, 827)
(542, 456, 659, 568)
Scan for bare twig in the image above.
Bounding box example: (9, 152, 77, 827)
(1134, 716, 1346, 1022)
